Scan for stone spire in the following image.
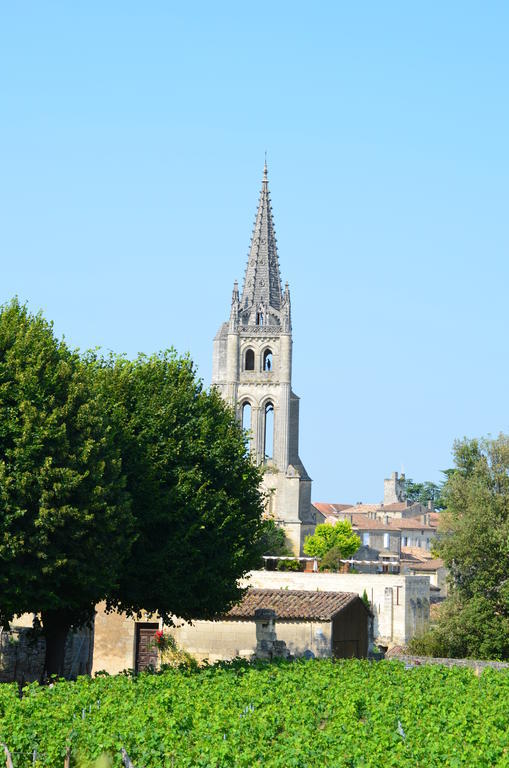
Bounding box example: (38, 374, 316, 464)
(240, 162, 283, 323)
(229, 280, 239, 331)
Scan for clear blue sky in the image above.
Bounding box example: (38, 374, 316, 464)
(1, 2, 508, 503)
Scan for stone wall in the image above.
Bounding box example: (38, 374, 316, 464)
(0, 627, 45, 683)
(0, 621, 93, 683)
(92, 602, 137, 675)
(170, 619, 256, 663)
(169, 618, 332, 663)
(245, 571, 430, 646)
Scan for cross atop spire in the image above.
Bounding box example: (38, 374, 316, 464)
(240, 162, 283, 324)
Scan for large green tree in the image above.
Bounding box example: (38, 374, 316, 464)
(402, 477, 446, 510)
(0, 301, 274, 675)
(411, 434, 509, 660)
(303, 521, 361, 560)
(0, 300, 133, 675)
(96, 351, 266, 623)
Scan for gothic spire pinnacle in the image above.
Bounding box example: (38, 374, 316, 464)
(240, 162, 283, 322)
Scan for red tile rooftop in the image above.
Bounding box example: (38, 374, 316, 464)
(225, 589, 363, 621)
(403, 558, 445, 571)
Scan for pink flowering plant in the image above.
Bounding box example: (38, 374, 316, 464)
(150, 629, 198, 669)
(151, 629, 174, 654)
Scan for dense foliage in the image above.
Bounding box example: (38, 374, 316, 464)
(303, 521, 361, 561)
(0, 660, 508, 767)
(402, 477, 446, 509)
(0, 300, 133, 674)
(0, 301, 266, 672)
(411, 434, 509, 660)
(258, 519, 293, 558)
(95, 351, 266, 623)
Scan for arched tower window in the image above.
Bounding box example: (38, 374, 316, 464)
(256, 312, 264, 326)
(241, 401, 251, 432)
(263, 349, 273, 372)
(244, 348, 254, 371)
(264, 402, 274, 461)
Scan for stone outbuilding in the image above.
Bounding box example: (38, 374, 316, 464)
(246, 570, 430, 648)
(168, 589, 370, 663)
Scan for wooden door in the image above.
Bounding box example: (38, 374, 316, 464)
(135, 623, 159, 672)
(332, 639, 358, 658)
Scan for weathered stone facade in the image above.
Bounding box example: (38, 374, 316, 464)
(212, 164, 316, 554)
(91, 602, 137, 676)
(168, 617, 333, 663)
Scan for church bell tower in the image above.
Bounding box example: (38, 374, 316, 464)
(212, 163, 316, 554)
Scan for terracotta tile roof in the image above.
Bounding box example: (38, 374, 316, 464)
(314, 507, 399, 531)
(350, 515, 400, 530)
(314, 505, 435, 532)
(397, 519, 434, 531)
(381, 502, 412, 511)
(401, 546, 433, 561)
(225, 589, 362, 621)
(314, 502, 381, 514)
(345, 504, 380, 513)
(313, 503, 353, 516)
(400, 553, 423, 564)
(405, 558, 445, 572)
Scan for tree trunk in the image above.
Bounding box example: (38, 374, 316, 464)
(41, 611, 69, 679)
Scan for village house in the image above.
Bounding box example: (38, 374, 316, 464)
(313, 503, 436, 572)
(400, 555, 448, 597)
(312, 471, 439, 573)
(91, 589, 370, 673)
(168, 589, 370, 663)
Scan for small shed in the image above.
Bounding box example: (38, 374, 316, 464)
(169, 588, 370, 662)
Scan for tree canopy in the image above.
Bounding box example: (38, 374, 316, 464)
(96, 351, 266, 623)
(402, 477, 446, 510)
(0, 300, 134, 674)
(303, 521, 361, 560)
(410, 434, 509, 660)
(0, 301, 267, 675)
(258, 518, 293, 558)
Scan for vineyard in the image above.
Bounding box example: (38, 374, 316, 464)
(0, 659, 508, 767)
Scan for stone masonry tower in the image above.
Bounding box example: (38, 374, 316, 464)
(212, 163, 316, 555)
